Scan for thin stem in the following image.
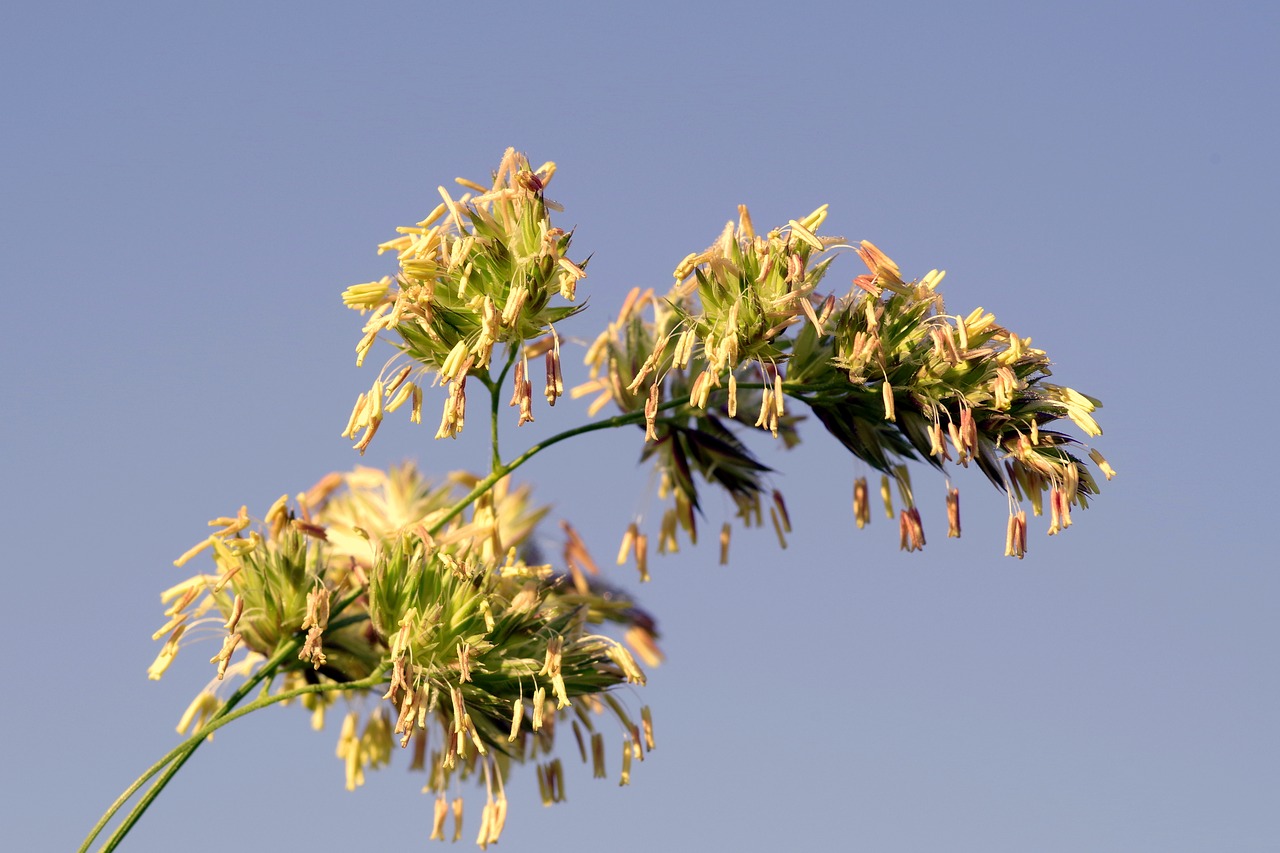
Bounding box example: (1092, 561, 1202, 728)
(81, 641, 296, 853)
(484, 349, 519, 474)
(196, 667, 388, 736)
(479, 373, 503, 474)
(425, 399, 687, 537)
(93, 663, 386, 853)
(84, 585, 368, 853)
(490, 382, 502, 472)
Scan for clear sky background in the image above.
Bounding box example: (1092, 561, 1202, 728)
(3, 2, 1277, 851)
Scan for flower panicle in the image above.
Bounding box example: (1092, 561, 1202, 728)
(135, 157, 1114, 852)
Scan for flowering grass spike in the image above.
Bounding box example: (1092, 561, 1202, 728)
(85, 149, 1111, 853)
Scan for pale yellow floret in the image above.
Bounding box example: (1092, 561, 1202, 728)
(619, 737, 633, 786)
(451, 796, 465, 843)
(616, 523, 637, 565)
(557, 257, 586, 282)
(455, 176, 488, 193)
(1089, 448, 1117, 480)
(385, 382, 414, 413)
(263, 493, 289, 529)
(439, 341, 469, 383)
(673, 252, 700, 280)
(159, 574, 212, 604)
(172, 537, 215, 568)
(224, 595, 244, 632)
(383, 364, 412, 395)
(963, 307, 995, 336)
(445, 234, 474, 270)
(150, 613, 187, 642)
(640, 706, 656, 750)
(798, 203, 829, 232)
(409, 385, 422, 423)
(605, 640, 646, 685)
(416, 202, 448, 228)
(919, 269, 946, 291)
(591, 732, 606, 778)
(429, 796, 448, 841)
(1068, 410, 1102, 437)
(436, 186, 468, 232)
(147, 625, 185, 680)
(532, 686, 546, 730)
(210, 632, 242, 679)
(754, 385, 774, 432)
(634, 532, 649, 582)
(787, 219, 825, 251)
(376, 235, 413, 255)
(947, 487, 962, 538)
(476, 801, 494, 848)
(508, 697, 523, 742)
(175, 691, 220, 736)
(342, 392, 368, 439)
(341, 278, 392, 311)
(354, 328, 378, 368)
(853, 478, 870, 529)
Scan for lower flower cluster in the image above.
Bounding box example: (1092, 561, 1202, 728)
(153, 463, 659, 846)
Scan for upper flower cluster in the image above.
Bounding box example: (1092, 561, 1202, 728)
(577, 205, 1112, 559)
(341, 149, 585, 449)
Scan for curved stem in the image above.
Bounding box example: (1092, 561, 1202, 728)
(426, 398, 687, 537)
(94, 661, 386, 853)
(81, 640, 297, 853)
(84, 587, 369, 853)
(191, 667, 387, 738)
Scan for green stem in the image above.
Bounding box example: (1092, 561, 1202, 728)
(84, 586, 367, 853)
(482, 349, 519, 474)
(425, 399, 687, 537)
(429, 366, 823, 538)
(81, 641, 295, 853)
(92, 662, 386, 853)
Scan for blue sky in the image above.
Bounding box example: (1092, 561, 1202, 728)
(3, 2, 1277, 851)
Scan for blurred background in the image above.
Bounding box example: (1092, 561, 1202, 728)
(3, 2, 1276, 851)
